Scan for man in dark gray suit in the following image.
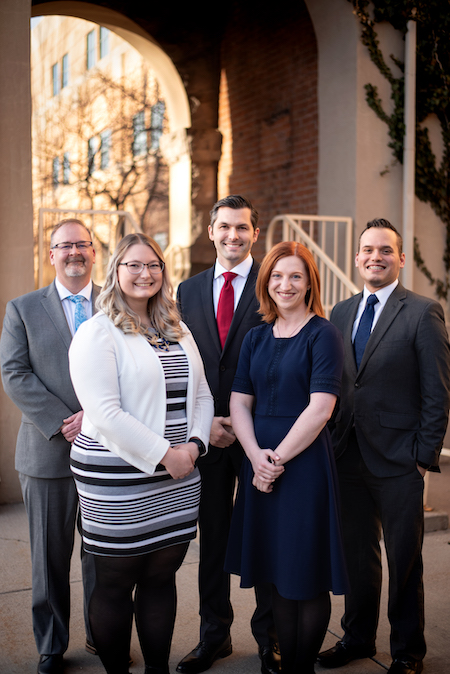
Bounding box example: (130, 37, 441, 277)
(318, 219, 450, 674)
(0, 219, 100, 674)
(176, 196, 278, 674)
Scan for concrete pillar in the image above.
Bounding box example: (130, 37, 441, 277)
(0, 0, 34, 503)
(305, 0, 403, 285)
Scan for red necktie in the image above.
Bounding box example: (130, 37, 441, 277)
(217, 272, 237, 348)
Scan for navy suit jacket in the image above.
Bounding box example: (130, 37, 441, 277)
(177, 261, 262, 464)
(330, 283, 450, 477)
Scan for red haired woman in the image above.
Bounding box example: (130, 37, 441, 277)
(225, 241, 349, 674)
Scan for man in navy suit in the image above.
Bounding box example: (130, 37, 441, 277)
(176, 196, 279, 674)
(318, 219, 450, 674)
(0, 219, 99, 674)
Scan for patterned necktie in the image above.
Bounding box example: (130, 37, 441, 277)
(69, 295, 88, 332)
(354, 294, 379, 369)
(217, 272, 237, 348)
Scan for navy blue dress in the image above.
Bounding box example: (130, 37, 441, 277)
(224, 316, 349, 600)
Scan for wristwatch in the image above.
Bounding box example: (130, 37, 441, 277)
(189, 437, 207, 458)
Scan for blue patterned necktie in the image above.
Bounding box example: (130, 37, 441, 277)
(354, 294, 379, 369)
(69, 295, 88, 332)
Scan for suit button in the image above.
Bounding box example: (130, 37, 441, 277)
(220, 365, 226, 372)
(354, 382, 360, 388)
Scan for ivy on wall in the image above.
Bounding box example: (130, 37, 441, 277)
(350, 0, 450, 299)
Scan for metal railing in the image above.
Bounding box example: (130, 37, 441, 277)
(266, 214, 360, 317)
(38, 207, 189, 291)
(38, 207, 141, 288)
(164, 242, 191, 289)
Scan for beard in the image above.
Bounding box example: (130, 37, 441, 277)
(64, 258, 87, 277)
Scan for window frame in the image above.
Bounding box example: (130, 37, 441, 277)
(86, 30, 96, 70)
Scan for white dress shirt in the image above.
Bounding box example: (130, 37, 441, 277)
(351, 279, 398, 342)
(55, 279, 93, 336)
(212, 255, 254, 315)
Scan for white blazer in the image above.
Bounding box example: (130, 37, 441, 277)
(69, 311, 214, 475)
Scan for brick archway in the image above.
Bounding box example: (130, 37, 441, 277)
(32, 1, 193, 249)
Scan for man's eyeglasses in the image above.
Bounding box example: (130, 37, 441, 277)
(119, 261, 165, 274)
(51, 241, 93, 251)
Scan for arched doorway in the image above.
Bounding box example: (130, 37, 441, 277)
(33, 1, 193, 252)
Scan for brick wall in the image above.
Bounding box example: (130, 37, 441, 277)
(218, 0, 318, 261)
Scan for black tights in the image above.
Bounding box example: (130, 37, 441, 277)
(271, 585, 331, 674)
(89, 542, 189, 674)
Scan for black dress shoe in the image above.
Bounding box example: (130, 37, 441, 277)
(176, 638, 232, 674)
(317, 640, 376, 668)
(388, 659, 423, 674)
(259, 644, 281, 674)
(37, 655, 64, 674)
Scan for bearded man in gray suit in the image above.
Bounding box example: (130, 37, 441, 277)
(318, 219, 450, 674)
(0, 219, 100, 674)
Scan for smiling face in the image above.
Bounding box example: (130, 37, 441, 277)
(49, 222, 95, 290)
(267, 255, 310, 317)
(356, 227, 405, 292)
(208, 207, 259, 270)
(117, 243, 163, 312)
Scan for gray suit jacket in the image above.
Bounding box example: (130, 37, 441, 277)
(330, 283, 450, 477)
(0, 280, 100, 478)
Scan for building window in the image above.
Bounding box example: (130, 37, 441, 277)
(133, 110, 147, 157)
(62, 53, 69, 89)
(52, 157, 60, 186)
(52, 63, 60, 96)
(99, 27, 110, 59)
(87, 30, 96, 70)
(100, 130, 111, 169)
(88, 137, 97, 175)
(62, 152, 70, 184)
(151, 101, 165, 149)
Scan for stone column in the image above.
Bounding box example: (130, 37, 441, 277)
(0, 0, 34, 503)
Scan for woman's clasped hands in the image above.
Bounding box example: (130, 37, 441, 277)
(250, 448, 284, 493)
(161, 442, 200, 479)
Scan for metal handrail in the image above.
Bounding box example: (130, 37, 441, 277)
(38, 207, 141, 288)
(266, 214, 360, 317)
(164, 242, 191, 290)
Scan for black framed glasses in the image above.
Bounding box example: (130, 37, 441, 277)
(119, 261, 165, 274)
(51, 241, 93, 251)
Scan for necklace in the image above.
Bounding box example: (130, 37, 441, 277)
(146, 327, 171, 351)
(275, 311, 312, 339)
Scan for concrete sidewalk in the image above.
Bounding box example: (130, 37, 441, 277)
(1, 459, 449, 674)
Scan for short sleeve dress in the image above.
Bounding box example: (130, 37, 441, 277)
(224, 316, 349, 600)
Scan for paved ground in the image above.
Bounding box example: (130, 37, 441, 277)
(1, 458, 449, 674)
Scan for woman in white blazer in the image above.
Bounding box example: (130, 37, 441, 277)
(69, 233, 214, 674)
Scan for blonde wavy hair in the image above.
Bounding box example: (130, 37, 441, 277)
(97, 232, 184, 341)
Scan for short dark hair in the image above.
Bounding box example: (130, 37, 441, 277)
(209, 195, 259, 229)
(359, 218, 403, 255)
(50, 218, 91, 247)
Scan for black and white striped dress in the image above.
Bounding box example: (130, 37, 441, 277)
(70, 339, 201, 557)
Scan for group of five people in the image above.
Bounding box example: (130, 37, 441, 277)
(1, 195, 449, 674)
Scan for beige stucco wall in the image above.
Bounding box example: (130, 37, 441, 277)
(0, 0, 35, 502)
(305, 0, 447, 308)
(306, 0, 403, 287)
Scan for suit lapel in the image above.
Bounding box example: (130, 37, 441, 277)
(342, 293, 361, 378)
(92, 283, 101, 314)
(40, 281, 72, 350)
(223, 262, 258, 353)
(357, 284, 406, 374)
(201, 267, 222, 356)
